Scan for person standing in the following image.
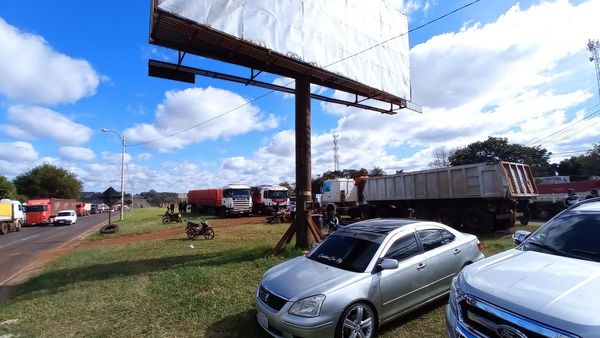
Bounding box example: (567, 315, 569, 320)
(585, 189, 599, 199)
(563, 189, 579, 207)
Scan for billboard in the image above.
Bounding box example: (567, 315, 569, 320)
(154, 0, 411, 101)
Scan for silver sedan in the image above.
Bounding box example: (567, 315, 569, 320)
(256, 218, 484, 338)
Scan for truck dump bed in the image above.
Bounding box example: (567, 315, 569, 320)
(364, 162, 538, 201)
(188, 189, 223, 207)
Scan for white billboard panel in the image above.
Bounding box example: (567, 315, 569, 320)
(157, 0, 410, 100)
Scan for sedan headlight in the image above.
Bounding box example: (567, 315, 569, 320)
(288, 295, 326, 317)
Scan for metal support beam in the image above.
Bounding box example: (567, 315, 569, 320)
(295, 75, 311, 249)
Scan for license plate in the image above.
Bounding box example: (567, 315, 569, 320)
(257, 311, 268, 329)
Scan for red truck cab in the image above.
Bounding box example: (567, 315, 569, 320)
(25, 199, 51, 225)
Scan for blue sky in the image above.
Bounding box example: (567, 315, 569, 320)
(0, 0, 599, 194)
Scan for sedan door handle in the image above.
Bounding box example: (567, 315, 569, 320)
(454, 248, 462, 255)
(417, 262, 426, 270)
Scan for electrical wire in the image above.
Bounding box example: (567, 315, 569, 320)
(129, 0, 484, 147)
(526, 104, 600, 147)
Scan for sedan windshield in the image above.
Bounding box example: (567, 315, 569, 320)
(523, 212, 600, 263)
(307, 234, 379, 272)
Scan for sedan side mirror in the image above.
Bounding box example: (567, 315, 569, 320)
(378, 258, 399, 271)
(513, 230, 531, 245)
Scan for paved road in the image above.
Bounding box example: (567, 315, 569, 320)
(0, 213, 109, 286)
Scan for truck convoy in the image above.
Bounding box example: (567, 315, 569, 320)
(25, 198, 78, 226)
(188, 184, 252, 216)
(321, 161, 538, 232)
(251, 185, 290, 214)
(0, 199, 25, 234)
(529, 177, 600, 220)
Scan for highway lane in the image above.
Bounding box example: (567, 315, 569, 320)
(0, 212, 110, 286)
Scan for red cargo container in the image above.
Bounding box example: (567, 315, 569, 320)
(188, 189, 223, 208)
(25, 198, 78, 225)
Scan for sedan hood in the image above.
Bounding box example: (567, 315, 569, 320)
(463, 249, 600, 327)
(262, 256, 363, 300)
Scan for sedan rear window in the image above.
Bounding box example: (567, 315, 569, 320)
(307, 234, 379, 272)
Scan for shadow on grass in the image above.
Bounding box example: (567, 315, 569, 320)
(378, 296, 447, 336)
(205, 308, 270, 338)
(13, 246, 274, 300)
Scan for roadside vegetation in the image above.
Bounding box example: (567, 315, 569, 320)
(0, 208, 541, 337)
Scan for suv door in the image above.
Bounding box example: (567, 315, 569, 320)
(378, 233, 429, 320)
(417, 228, 462, 297)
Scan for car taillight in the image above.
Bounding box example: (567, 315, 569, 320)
(476, 240, 483, 252)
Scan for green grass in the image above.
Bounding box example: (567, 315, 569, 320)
(0, 216, 542, 338)
(89, 207, 216, 240)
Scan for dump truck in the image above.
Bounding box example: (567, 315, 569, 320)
(188, 184, 252, 216)
(321, 162, 538, 232)
(251, 185, 290, 214)
(25, 198, 78, 225)
(0, 199, 25, 234)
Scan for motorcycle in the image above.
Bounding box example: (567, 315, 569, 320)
(186, 219, 215, 240)
(162, 212, 183, 224)
(266, 209, 290, 224)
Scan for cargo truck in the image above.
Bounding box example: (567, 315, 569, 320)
(529, 178, 600, 220)
(321, 162, 538, 232)
(25, 198, 78, 225)
(75, 202, 91, 217)
(0, 199, 25, 234)
(251, 185, 290, 214)
(188, 184, 252, 216)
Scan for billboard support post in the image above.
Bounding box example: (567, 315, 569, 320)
(295, 76, 311, 249)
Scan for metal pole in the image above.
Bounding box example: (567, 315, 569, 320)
(120, 136, 125, 221)
(295, 75, 311, 249)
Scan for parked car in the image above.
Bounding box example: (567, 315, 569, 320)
(256, 218, 484, 338)
(53, 210, 77, 226)
(446, 198, 600, 338)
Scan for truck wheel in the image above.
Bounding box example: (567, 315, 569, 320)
(495, 218, 515, 229)
(461, 208, 493, 233)
(434, 208, 458, 227)
(0, 223, 7, 234)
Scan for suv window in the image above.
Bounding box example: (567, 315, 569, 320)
(384, 234, 419, 261)
(418, 229, 445, 252)
(523, 212, 600, 263)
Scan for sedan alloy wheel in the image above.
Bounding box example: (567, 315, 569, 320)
(337, 302, 375, 338)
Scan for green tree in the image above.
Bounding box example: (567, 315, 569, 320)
(555, 143, 600, 177)
(14, 164, 82, 199)
(448, 137, 554, 176)
(0, 175, 17, 199)
(369, 166, 386, 176)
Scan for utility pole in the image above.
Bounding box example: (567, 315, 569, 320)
(333, 134, 339, 172)
(588, 39, 600, 101)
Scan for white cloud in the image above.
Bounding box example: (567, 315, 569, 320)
(4, 105, 93, 145)
(59, 146, 95, 161)
(136, 153, 153, 161)
(123, 87, 279, 152)
(0, 18, 101, 105)
(0, 141, 38, 162)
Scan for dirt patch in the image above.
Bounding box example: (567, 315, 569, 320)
(79, 215, 269, 249)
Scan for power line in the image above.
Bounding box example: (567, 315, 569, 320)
(526, 104, 600, 146)
(130, 0, 484, 147)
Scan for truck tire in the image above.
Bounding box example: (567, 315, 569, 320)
(0, 223, 8, 235)
(461, 208, 493, 233)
